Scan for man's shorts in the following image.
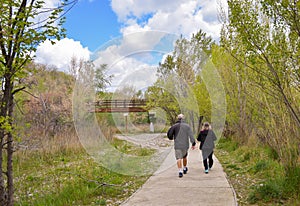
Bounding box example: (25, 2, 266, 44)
(175, 149, 188, 160)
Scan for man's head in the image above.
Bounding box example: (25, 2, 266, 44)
(177, 114, 184, 120)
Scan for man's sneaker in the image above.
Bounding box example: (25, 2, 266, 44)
(183, 167, 188, 174)
(205, 169, 209, 174)
(179, 172, 183, 178)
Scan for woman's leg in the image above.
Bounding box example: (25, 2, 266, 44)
(208, 151, 214, 169)
(203, 158, 209, 170)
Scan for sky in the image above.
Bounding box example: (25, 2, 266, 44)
(34, 0, 228, 91)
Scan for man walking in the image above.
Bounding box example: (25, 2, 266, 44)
(167, 114, 196, 178)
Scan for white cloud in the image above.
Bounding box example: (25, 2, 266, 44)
(111, 0, 187, 22)
(113, 0, 228, 41)
(106, 58, 157, 92)
(101, 0, 229, 92)
(92, 32, 175, 92)
(34, 0, 229, 92)
(34, 38, 90, 71)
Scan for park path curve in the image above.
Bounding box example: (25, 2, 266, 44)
(117, 133, 237, 206)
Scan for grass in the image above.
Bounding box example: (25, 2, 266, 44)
(215, 137, 300, 206)
(13, 138, 152, 206)
(111, 137, 156, 156)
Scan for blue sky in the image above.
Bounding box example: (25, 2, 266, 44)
(34, 0, 228, 91)
(64, 0, 121, 51)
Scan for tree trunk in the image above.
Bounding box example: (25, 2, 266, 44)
(0, 132, 7, 205)
(0, 76, 15, 206)
(7, 133, 14, 206)
(7, 79, 14, 206)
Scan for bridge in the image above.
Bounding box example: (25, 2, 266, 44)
(92, 99, 148, 113)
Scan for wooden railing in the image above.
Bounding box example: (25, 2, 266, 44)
(93, 99, 148, 113)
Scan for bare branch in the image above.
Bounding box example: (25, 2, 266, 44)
(20, 89, 38, 99)
(12, 86, 26, 95)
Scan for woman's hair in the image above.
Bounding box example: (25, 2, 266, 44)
(202, 122, 211, 130)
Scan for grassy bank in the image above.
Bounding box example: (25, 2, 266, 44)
(215, 137, 300, 205)
(14, 138, 152, 206)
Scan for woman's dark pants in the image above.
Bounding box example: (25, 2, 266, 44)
(203, 151, 213, 170)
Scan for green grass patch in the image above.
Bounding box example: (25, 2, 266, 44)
(248, 180, 284, 204)
(215, 137, 300, 206)
(217, 137, 238, 152)
(14, 144, 151, 205)
(111, 138, 156, 156)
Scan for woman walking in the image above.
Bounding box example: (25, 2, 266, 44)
(197, 122, 217, 174)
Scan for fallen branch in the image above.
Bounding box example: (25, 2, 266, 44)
(66, 172, 122, 188)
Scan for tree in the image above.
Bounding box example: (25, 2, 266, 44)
(147, 30, 214, 127)
(0, 0, 76, 205)
(221, 0, 300, 167)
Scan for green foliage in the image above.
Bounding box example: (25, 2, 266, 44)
(252, 160, 269, 174)
(284, 167, 300, 194)
(145, 84, 179, 124)
(147, 30, 214, 125)
(0, 0, 76, 203)
(220, 0, 300, 168)
(0, 116, 13, 133)
(217, 137, 238, 152)
(216, 137, 300, 205)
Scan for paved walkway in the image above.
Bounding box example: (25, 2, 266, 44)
(120, 142, 237, 206)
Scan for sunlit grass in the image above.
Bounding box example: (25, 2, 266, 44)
(14, 138, 151, 206)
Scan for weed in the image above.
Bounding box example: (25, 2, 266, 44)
(284, 166, 300, 194)
(248, 180, 284, 203)
(226, 164, 240, 170)
(265, 146, 279, 160)
(252, 160, 269, 173)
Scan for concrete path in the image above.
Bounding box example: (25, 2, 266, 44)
(120, 144, 237, 206)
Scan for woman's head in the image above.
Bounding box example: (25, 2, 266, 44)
(202, 122, 211, 130)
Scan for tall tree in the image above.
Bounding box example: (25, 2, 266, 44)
(0, 0, 76, 205)
(224, 0, 300, 126)
(221, 0, 300, 167)
(148, 30, 214, 127)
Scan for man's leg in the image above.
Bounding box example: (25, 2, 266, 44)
(183, 152, 188, 174)
(183, 156, 187, 167)
(175, 149, 184, 177)
(177, 159, 183, 177)
(177, 158, 183, 169)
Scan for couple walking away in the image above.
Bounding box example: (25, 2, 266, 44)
(167, 114, 217, 177)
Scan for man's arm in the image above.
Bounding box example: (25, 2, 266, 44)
(167, 126, 174, 140)
(188, 127, 196, 149)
